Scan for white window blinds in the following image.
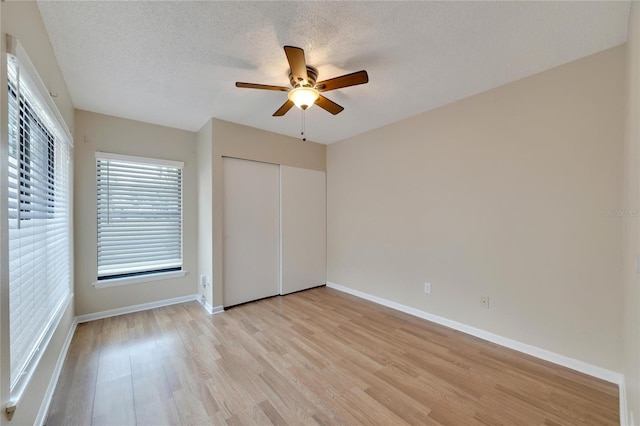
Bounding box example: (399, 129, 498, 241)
(96, 152, 183, 280)
(7, 40, 72, 392)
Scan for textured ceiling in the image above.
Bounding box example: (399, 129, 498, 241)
(37, 1, 630, 144)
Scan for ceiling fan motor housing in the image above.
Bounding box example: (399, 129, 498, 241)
(290, 66, 318, 88)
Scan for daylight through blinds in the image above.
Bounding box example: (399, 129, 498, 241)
(7, 53, 71, 389)
(96, 154, 183, 279)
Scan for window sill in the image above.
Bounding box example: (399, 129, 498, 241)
(93, 270, 187, 289)
(8, 292, 73, 412)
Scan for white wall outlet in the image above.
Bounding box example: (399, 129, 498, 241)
(480, 296, 490, 309)
(200, 275, 208, 288)
(423, 282, 431, 294)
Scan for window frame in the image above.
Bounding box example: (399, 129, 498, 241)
(3, 35, 74, 410)
(94, 151, 185, 288)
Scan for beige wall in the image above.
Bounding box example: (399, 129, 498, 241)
(212, 119, 326, 172)
(327, 46, 625, 372)
(200, 118, 326, 307)
(0, 2, 76, 425)
(624, 2, 640, 423)
(197, 119, 214, 306)
(74, 110, 198, 316)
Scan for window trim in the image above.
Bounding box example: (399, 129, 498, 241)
(96, 151, 183, 169)
(92, 269, 186, 289)
(95, 151, 184, 283)
(4, 35, 74, 410)
(8, 294, 72, 404)
(6, 35, 73, 144)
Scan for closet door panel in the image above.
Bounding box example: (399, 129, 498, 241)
(223, 157, 280, 307)
(280, 166, 326, 295)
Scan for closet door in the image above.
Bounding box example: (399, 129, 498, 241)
(222, 157, 280, 307)
(280, 166, 326, 295)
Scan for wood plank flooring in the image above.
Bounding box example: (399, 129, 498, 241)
(46, 287, 619, 425)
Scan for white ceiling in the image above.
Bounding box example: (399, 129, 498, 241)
(37, 1, 630, 144)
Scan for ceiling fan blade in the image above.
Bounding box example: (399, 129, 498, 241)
(316, 70, 369, 92)
(315, 95, 344, 115)
(273, 99, 295, 116)
(236, 82, 290, 91)
(284, 46, 308, 85)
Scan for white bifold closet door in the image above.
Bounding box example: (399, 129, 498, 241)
(222, 157, 280, 307)
(280, 165, 326, 294)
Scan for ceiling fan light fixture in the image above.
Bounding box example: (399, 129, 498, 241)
(288, 86, 319, 110)
(236, 46, 367, 117)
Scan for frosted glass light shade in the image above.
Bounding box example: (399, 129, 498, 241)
(288, 87, 319, 110)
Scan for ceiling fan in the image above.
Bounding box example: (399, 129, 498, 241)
(235, 46, 369, 116)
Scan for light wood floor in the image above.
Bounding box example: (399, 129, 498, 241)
(46, 287, 619, 425)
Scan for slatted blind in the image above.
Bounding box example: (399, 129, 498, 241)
(7, 49, 71, 389)
(96, 152, 183, 280)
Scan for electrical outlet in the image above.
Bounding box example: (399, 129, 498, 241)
(480, 296, 490, 309)
(200, 275, 208, 288)
(423, 282, 431, 294)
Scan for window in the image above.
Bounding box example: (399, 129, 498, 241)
(96, 152, 183, 283)
(6, 38, 72, 396)
(8, 79, 56, 221)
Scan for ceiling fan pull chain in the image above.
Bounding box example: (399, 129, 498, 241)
(301, 109, 307, 141)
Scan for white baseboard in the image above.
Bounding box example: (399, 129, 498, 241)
(35, 317, 78, 426)
(200, 298, 225, 315)
(76, 294, 198, 323)
(201, 298, 214, 314)
(326, 282, 624, 386)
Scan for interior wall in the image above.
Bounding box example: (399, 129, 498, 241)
(327, 46, 625, 372)
(206, 118, 326, 307)
(74, 109, 198, 316)
(0, 2, 76, 425)
(623, 2, 640, 423)
(197, 119, 214, 307)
